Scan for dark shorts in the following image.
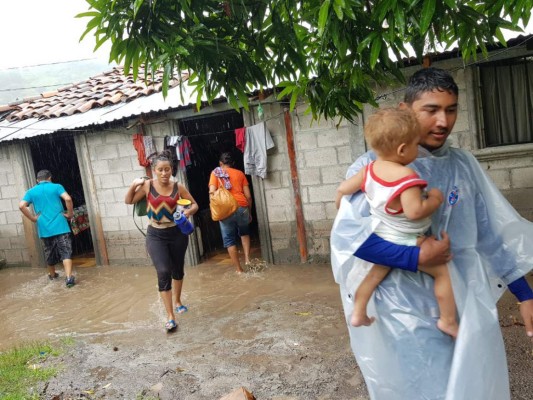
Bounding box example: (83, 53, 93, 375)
(218, 207, 250, 248)
(42, 233, 72, 266)
(354, 233, 420, 272)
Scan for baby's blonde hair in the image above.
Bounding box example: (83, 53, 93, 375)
(364, 108, 420, 155)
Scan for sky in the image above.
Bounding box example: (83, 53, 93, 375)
(0, 0, 112, 70)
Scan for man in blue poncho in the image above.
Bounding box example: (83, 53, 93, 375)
(331, 67, 533, 400)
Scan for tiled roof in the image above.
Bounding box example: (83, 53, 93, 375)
(5, 66, 185, 122)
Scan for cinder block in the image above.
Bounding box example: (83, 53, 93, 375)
(99, 174, 124, 190)
(0, 185, 16, 199)
(303, 147, 337, 167)
(0, 199, 13, 212)
(91, 160, 110, 175)
(93, 144, 120, 160)
(337, 146, 355, 164)
(263, 171, 282, 189)
(266, 188, 292, 207)
(295, 132, 318, 150)
(325, 202, 339, 220)
(104, 132, 128, 144)
(123, 170, 145, 186)
(0, 238, 11, 250)
(4, 249, 23, 263)
(485, 169, 511, 190)
(108, 157, 134, 173)
(266, 205, 291, 222)
(511, 167, 533, 189)
(307, 184, 338, 203)
(303, 203, 326, 221)
(310, 219, 334, 237)
(267, 153, 288, 172)
(317, 129, 350, 148)
(298, 168, 321, 186)
(321, 165, 349, 184)
(105, 203, 129, 217)
(106, 245, 126, 260)
(101, 217, 120, 231)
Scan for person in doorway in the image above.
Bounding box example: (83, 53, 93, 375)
(335, 108, 458, 338)
(331, 67, 533, 399)
(208, 152, 253, 274)
(19, 169, 76, 287)
(125, 150, 199, 332)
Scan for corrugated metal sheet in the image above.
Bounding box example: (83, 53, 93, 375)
(0, 84, 197, 143)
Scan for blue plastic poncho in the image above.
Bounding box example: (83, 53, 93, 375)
(330, 144, 533, 400)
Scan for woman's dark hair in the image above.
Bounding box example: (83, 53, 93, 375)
(404, 67, 459, 104)
(219, 152, 234, 166)
(151, 149, 174, 168)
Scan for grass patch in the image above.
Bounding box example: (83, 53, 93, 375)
(0, 342, 60, 399)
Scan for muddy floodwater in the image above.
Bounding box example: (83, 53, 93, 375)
(0, 260, 368, 399)
(1, 259, 532, 400)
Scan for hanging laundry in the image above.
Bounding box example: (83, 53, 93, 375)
(178, 136, 193, 171)
(243, 122, 275, 179)
(166, 135, 181, 160)
(133, 133, 150, 167)
(235, 127, 246, 153)
(143, 136, 157, 162)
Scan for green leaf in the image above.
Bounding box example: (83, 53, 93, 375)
(420, 0, 436, 33)
(133, 0, 145, 18)
(369, 37, 382, 69)
(318, 0, 331, 37)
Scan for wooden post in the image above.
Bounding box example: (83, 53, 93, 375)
(283, 107, 308, 263)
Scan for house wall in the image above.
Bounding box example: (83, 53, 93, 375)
(2, 45, 533, 267)
(0, 142, 33, 266)
(245, 102, 363, 263)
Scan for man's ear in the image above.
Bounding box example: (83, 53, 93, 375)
(398, 102, 408, 110)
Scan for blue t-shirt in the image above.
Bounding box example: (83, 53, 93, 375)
(22, 181, 71, 238)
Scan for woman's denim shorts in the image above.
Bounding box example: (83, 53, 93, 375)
(219, 206, 250, 248)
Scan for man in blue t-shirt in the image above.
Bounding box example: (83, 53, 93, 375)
(19, 169, 76, 287)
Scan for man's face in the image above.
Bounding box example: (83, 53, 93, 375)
(407, 89, 458, 150)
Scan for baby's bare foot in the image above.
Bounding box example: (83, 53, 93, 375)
(350, 312, 375, 327)
(437, 319, 459, 339)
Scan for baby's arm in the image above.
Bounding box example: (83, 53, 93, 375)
(401, 186, 443, 220)
(335, 169, 365, 209)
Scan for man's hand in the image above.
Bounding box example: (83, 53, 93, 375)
(519, 299, 533, 341)
(419, 231, 452, 267)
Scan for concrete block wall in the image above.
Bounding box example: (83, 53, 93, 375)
(84, 126, 154, 265)
(257, 102, 364, 263)
(0, 143, 31, 266)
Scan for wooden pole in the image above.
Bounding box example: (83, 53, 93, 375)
(283, 107, 308, 263)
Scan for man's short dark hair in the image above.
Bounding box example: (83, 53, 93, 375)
(36, 169, 51, 181)
(404, 67, 459, 104)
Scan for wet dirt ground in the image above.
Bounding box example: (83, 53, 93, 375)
(0, 256, 367, 400)
(1, 257, 532, 400)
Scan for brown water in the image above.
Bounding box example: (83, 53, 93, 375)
(0, 259, 343, 351)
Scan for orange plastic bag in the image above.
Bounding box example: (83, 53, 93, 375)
(210, 182, 238, 221)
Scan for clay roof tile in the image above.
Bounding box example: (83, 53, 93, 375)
(6, 65, 185, 122)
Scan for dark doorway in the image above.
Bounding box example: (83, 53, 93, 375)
(28, 134, 94, 259)
(177, 110, 259, 258)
